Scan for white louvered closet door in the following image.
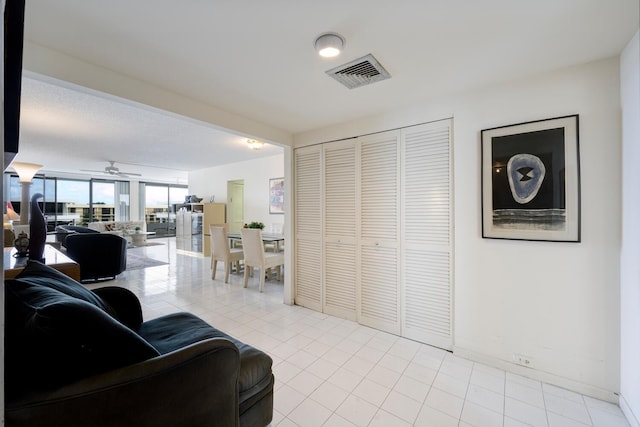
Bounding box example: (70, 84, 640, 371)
(358, 131, 401, 335)
(294, 146, 322, 311)
(401, 120, 453, 350)
(323, 140, 357, 320)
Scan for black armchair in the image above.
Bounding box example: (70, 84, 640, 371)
(5, 261, 274, 426)
(64, 232, 127, 281)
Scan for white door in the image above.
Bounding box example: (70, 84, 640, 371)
(323, 140, 357, 321)
(227, 180, 244, 232)
(294, 146, 323, 311)
(401, 120, 453, 350)
(358, 131, 401, 335)
(293, 121, 454, 350)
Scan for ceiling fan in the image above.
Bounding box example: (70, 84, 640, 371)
(81, 161, 142, 178)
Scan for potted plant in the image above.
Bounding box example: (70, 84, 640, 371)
(247, 221, 265, 230)
(134, 226, 141, 234)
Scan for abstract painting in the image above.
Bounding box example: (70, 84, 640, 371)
(481, 115, 580, 242)
(269, 177, 284, 214)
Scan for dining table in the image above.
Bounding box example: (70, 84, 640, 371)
(227, 231, 285, 253)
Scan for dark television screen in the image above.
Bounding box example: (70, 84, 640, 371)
(4, 0, 26, 168)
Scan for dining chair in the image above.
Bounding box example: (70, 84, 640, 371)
(209, 223, 229, 269)
(240, 228, 284, 292)
(210, 225, 244, 283)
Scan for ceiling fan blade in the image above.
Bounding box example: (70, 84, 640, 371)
(80, 162, 142, 177)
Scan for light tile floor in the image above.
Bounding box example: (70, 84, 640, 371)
(87, 238, 631, 427)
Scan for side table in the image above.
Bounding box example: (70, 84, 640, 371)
(4, 245, 81, 281)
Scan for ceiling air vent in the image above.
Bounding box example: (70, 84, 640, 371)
(326, 53, 391, 89)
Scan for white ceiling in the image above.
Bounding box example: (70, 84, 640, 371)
(18, 75, 283, 183)
(15, 0, 639, 181)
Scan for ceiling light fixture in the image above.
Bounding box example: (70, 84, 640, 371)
(247, 139, 264, 150)
(314, 32, 345, 58)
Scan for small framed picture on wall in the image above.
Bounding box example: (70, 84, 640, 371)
(481, 115, 581, 242)
(269, 177, 284, 214)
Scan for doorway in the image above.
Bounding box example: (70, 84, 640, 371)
(227, 180, 244, 232)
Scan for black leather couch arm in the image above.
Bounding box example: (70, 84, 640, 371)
(5, 338, 241, 427)
(92, 286, 143, 330)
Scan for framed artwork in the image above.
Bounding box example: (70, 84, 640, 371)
(481, 115, 580, 242)
(269, 177, 284, 214)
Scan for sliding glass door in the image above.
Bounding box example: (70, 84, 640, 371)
(141, 183, 188, 237)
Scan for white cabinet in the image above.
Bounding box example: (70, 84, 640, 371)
(176, 206, 204, 252)
(176, 210, 192, 238)
(294, 119, 453, 349)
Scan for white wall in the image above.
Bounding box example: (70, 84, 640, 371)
(188, 154, 285, 229)
(454, 58, 621, 401)
(295, 57, 622, 400)
(620, 31, 640, 427)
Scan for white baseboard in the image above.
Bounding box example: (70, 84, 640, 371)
(620, 394, 640, 427)
(453, 347, 619, 403)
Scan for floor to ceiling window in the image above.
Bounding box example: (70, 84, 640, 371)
(140, 183, 188, 237)
(4, 174, 132, 229)
(51, 179, 95, 226)
(90, 180, 130, 222)
(5, 175, 89, 230)
(90, 180, 115, 222)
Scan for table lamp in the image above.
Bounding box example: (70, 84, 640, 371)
(4, 202, 20, 229)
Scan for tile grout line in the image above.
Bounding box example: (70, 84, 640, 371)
(457, 360, 473, 427)
(113, 239, 627, 427)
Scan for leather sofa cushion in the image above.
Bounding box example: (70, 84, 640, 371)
(15, 260, 115, 314)
(139, 313, 272, 396)
(5, 264, 160, 397)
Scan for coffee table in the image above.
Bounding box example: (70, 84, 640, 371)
(4, 245, 81, 281)
(127, 231, 156, 247)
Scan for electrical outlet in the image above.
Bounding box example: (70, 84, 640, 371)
(513, 353, 533, 367)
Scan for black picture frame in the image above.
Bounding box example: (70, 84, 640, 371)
(481, 115, 580, 242)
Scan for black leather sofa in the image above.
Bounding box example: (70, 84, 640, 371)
(64, 233, 128, 282)
(54, 224, 99, 247)
(5, 261, 274, 427)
